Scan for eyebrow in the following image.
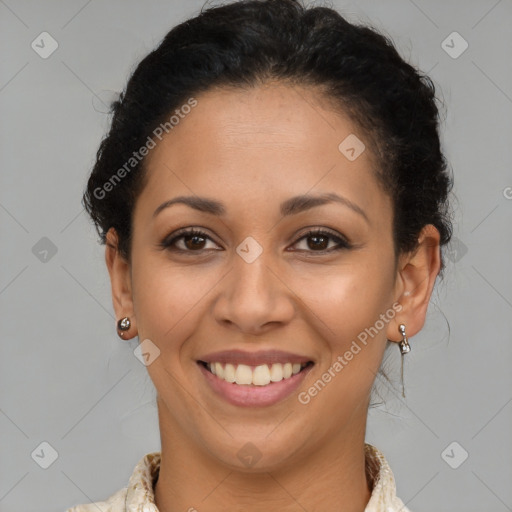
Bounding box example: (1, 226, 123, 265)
(152, 192, 369, 223)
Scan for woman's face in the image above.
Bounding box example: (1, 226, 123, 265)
(112, 82, 412, 470)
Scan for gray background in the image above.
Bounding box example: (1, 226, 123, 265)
(1, 0, 511, 511)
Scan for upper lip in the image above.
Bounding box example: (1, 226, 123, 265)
(197, 349, 314, 366)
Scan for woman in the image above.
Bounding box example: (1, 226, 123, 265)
(67, 0, 453, 510)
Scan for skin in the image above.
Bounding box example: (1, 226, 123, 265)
(105, 81, 441, 512)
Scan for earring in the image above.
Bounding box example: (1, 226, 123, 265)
(398, 323, 410, 399)
(398, 323, 411, 354)
(117, 317, 131, 339)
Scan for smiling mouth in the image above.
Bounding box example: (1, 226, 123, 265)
(198, 360, 314, 386)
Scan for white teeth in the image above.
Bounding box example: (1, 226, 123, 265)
(214, 362, 224, 379)
(269, 363, 282, 382)
(252, 364, 271, 386)
(205, 361, 307, 386)
(224, 363, 236, 383)
(235, 364, 253, 385)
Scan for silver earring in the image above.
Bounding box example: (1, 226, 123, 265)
(398, 323, 410, 398)
(117, 317, 131, 339)
(398, 323, 410, 354)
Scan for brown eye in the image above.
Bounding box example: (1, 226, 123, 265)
(306, 233, 329, 250)
(160, 228, 220, 253)
(183, 233, 207, 250)
(292, 229, 351, 253)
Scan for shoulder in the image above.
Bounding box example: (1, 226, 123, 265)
(65, 451, 161, 512)
(364, 443, 412, 512)
(65, 486, 127, 512)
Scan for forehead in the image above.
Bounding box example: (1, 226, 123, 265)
(137, 82, 391, 223)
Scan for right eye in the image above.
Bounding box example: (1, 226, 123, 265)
(160, 228, 222, 253)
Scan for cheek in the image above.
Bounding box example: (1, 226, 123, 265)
(297, 261, 391, 340)
(296, 262, 396, 403)
(131, 260, 217, 343)
(289, 265, 394, 424)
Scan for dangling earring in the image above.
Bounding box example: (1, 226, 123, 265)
(117, 317, 131, 339)
(398, 323, 410, 354)
(398, 323, 410, 398)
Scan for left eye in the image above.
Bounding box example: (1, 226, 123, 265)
(160, 228, 350, 253)
(292, 229, 351, 252)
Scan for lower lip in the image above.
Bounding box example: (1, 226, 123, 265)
(197, 362, 314, 408)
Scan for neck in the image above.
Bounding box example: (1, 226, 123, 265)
(153, 401, 372, 512)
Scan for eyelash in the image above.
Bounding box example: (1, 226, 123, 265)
(159, 227, 352, 255)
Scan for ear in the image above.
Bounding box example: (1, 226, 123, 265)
(105, 227, 137, 339)
(385, 224, 441, 343)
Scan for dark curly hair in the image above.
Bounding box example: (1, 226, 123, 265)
(83, 0, 453, 278)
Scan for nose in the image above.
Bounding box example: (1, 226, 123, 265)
(212, 249, 296, 336)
